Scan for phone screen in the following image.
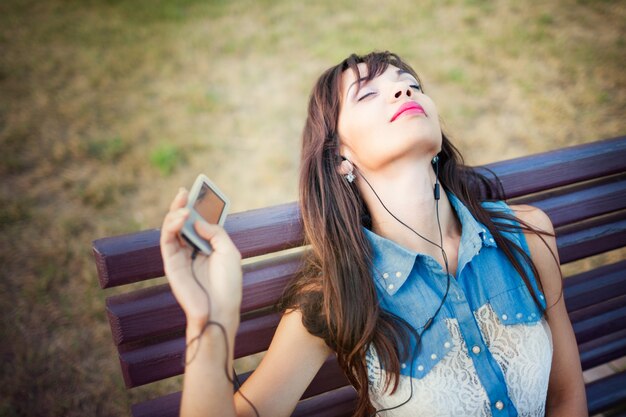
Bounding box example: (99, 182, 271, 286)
(194, 183, 226, 224)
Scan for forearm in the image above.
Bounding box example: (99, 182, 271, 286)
(545, 372, 588, 417)
(180, 317, 240, 417)
(545, 400, 588, 417)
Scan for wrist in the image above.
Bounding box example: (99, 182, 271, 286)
(186, 312, 239, 339)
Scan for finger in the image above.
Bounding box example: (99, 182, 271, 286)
(169, 188, 189, 213)
(194, 220, 239, 254)
(162, 208, 190, 237)
(160, 209, 189, 256)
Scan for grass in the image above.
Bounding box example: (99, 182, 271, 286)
(0, 0, 624, 415)
(150, 143, 185, 176)
(85, 135, 128, 162)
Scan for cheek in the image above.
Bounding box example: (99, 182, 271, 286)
(338, 106, 382, 144)
(338, 110, 376, 153)
(422, 99, 440, 125)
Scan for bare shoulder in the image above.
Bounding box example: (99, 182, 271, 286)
(509, 204, 555, 234)
(509, 204, 562, 299)
(509, 207, 586, 411)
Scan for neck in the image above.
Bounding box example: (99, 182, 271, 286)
(356, 158, 460, 256)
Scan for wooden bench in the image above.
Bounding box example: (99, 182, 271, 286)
(93, 136, 626, 416)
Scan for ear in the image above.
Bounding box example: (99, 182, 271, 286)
(338, 159, 353, 176)
(339, 141, 353, 161)
(338, 141, 356, 174)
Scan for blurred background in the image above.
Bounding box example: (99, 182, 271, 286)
(1, 0, 624, 415)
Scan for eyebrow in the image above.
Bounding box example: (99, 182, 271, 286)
(397, 68, 418, 82)
(345, 69, 417, 100)
(346, 76, 368, 100)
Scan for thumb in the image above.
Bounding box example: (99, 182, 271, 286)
(194, 220, 238, 253)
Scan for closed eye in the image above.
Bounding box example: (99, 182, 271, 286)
(410, 84, 422, 92)
(357, 91, 377, 101)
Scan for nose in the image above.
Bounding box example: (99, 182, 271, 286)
(393, 87, 412, 99)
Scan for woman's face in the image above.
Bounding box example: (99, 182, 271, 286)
(337, 63, 442, 171)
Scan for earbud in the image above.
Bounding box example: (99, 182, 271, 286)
(433, 155, 440, 200)
(339, 157, 356, 183)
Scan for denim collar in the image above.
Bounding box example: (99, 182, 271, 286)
(363, 191, 497, 296)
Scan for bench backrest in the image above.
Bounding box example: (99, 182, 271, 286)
(93, 136, 626, 417)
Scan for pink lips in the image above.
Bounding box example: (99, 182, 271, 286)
(390, 101, 426, 122)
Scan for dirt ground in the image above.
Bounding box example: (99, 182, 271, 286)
(0, 0, 624, 415)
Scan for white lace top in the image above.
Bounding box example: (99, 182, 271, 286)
(366, 305, 553, 416)
(363, 193, 554, 416)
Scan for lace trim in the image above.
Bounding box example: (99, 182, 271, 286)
(476, 303, 553, 416)
(367, 303, 553, 416)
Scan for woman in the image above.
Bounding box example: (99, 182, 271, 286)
(160, 51, 587, 416)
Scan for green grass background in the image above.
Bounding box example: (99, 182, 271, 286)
(1, 0, 624, 415)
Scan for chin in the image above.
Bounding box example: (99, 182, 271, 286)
(408, 130, 441, 154)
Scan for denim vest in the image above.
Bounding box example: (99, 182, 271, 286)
(364, 191, 551, 416)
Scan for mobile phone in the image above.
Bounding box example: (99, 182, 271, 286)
(180, 174, 230, 255)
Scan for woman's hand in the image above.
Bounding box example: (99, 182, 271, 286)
(160, 188, 242, 331)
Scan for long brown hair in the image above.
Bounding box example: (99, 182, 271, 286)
(280, 51, 556, 416)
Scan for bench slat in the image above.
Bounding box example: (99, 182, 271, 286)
(233, 313, 281, 358)
(564, 260, 626, 313)
(133, 386, 359, 417)
(292, 385, 357, 417)
(132, 368, 626, 417)
(556, 212, 626, 264)
(237, 356, 350, 400)
(525, 175, 626, 228)
(298, 357, 350, 400)
(131, 391, 180, 417)
(569, 294, 626, 328)
(131, 357, 351, 417)
(572, 304, 626, 344)
(93, 202, 302, 288)
(132, 346, 626, 417)
(579, 328, 626, 370)
(106, 284, 182, 347)
(239, 252, 304, 313)
(93, 229, 163, 289)
(586, 371, 626, 415)
(119, 337, 184, 388)
(478, 135, 626, 199)
(118, 312, 281, 387)
(106, 252, 301, 346)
